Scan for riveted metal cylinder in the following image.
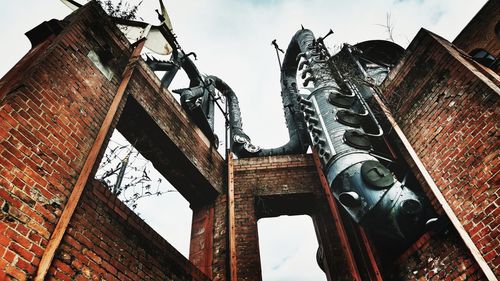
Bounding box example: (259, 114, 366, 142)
(295, 29, 432, 244)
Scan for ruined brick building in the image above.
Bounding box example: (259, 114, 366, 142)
(0, 1, 498, 280)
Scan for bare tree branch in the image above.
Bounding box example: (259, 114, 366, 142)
(375, 12, 396, 43)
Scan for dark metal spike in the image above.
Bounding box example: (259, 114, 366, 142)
(323, 29, 334, 40)
(155, 9, 165, 23)
(185, 52, 197, 60)
(172, 88, 189, 94)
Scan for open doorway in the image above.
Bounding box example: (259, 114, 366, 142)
(258, 215, 326, 281)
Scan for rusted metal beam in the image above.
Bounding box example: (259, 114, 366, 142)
(312, 151, 362, 281)
(35, 39, 146, 281)
(227, 151, 237, 281)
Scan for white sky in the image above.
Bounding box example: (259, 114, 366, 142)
(0, 0, 487, 280)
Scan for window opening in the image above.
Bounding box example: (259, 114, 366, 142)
(95, 129, 192, 257)
(258, 215, 326, 281)
(469, 48, 496, 68)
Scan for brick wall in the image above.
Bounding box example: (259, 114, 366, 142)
(190, 203, 214, 277)
(381, 28, 499, 278)
(211, 191, 228, 281)
(392, 231, 484, 280)
(0, 2, 224, 279)
(0, 4, 129, 279)
(123, 61, 225, 203)
(46, 180, 209, 281)
(231, 154, 356, 281)
(2, 1, 497, 280)
(453, 0, 499, 59)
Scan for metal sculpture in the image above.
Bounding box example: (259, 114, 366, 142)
(206, 74, 310, 157)
(60, 0, 437, 264)
(60, 0, 221, 146)
(170, 25, 435, 245)
(166, 39, 311, 156)
(291, 28, 435, 243)
(151, 21, 435, 244)
(74, 0, 434, 245)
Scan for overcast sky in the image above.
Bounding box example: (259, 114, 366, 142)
(0, 0, 487, 280)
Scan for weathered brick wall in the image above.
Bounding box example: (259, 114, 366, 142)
(0, 4, 128, 279)
(393, 232, 484, 280)
(382, 28, 499, 278)
(47, 180, 209, 281)
(3, 1, 497, 280)
(453, 0, 499, 59)
(124, 62, 225, 203)
(0, 2, 224, 279)
(233, 154, 319, 281)
(190, 203, 215, 277)
(211, 192, 228, 281)
(117, 66, 225, 206)
(232, 154, 357, 281)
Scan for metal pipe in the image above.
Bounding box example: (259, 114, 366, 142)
(206, 74, 309, 157)
(203, 30, 321, 157)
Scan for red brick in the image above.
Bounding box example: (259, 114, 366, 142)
(381, 27, 497, 279)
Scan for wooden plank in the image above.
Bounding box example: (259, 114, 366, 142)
(35, 39, 146, 281)
(372, 93, 497, 281)
(358, 227, 383, 281)
(205, 206, 214, 278)
(312, 151, 362, 281)
(227, 151, 237, 281)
